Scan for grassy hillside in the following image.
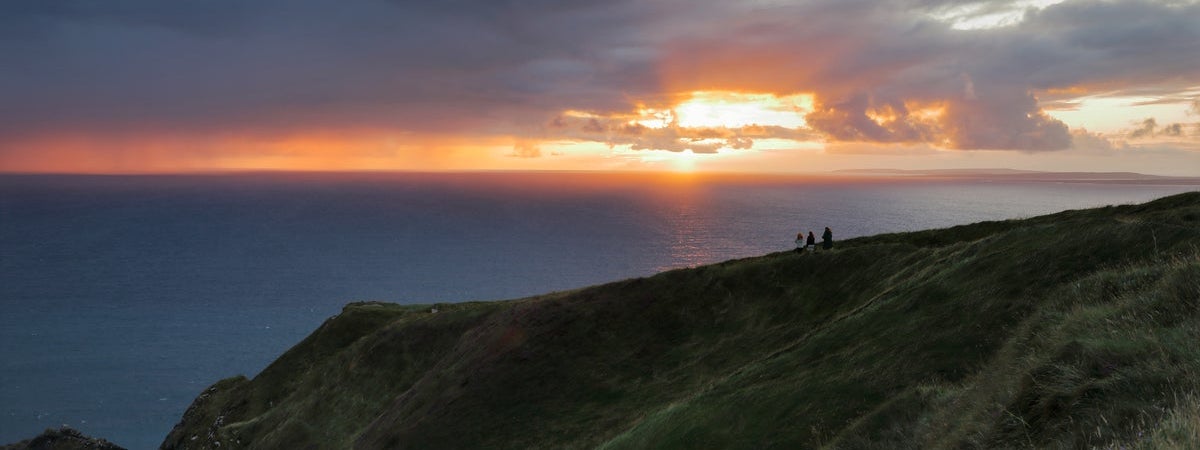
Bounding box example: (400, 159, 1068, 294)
(161, 192, 1200, 450)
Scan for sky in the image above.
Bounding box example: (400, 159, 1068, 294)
(1, 0, 1199, 175)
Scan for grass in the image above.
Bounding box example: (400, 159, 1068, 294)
(161, 191, 1200, 450)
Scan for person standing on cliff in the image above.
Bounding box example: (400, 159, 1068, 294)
(807, 231, 817, 252)
(822, 227, 833, 250)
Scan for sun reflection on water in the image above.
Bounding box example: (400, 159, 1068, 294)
(653, 186, 716, 272)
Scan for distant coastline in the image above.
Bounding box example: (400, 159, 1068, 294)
(834, 168, 1200, 185)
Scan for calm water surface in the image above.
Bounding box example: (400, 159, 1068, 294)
(1, 172, 1194, 448)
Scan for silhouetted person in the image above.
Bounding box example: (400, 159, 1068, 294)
(822, 227, 833, 250)
(806, 231, 816, 252)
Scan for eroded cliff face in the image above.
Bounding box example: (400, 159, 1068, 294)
(162, 193, 1200, 450)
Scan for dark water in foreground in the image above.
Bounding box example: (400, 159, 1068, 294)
(1, 172, 1194, 448)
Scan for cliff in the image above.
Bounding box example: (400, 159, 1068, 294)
(161, 192, 1200, 449)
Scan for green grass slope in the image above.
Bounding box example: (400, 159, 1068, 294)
(161, 192, 1200, 450)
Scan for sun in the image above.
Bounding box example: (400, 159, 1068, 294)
(634, 148, 701, 173)
(670, 149, 698, 172)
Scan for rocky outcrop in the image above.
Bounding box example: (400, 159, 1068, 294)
(1, 427, 125, 450)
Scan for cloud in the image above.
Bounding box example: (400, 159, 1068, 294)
(657, 0, 1200, 152)
(546, 112, 817, 153)
(0, 0, 665, 140)
(804, 94, 941, 144)
(1130, 118, 1159, 139)
(1070, 128, 1126, 153)
(1127, 117, 1197, 139)
(1, 0, 1199, 166)
(1162, 123, 1184, 137)
(510, 140, 542, 158)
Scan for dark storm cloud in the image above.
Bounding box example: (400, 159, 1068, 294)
(1, 0, 1198, 156)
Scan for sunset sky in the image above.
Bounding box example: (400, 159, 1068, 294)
(2, 0, 1199, 175)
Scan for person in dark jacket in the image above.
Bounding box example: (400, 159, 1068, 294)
(806, 231, 817, 252)
(822, 227, 833, 250)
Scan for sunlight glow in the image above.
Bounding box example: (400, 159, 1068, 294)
(912, 105, 946, 122)
(863, 102, 945, 131)
(634, 108, 675, 129)
(673, 91, 812, 129)
(1045, 94, 1198, 134)
(630, 91, 813, 130)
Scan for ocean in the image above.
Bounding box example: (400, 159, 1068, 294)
(1, 172, 1195, 449)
